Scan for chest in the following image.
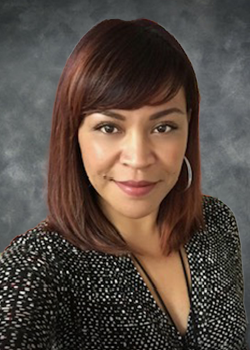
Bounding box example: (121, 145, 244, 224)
(131, 246, 192, 337)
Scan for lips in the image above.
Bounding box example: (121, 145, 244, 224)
(116, 181, 156, 187)
(114, 181, 157, 197)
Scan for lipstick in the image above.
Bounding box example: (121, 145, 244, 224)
(115, 181, 157, 197)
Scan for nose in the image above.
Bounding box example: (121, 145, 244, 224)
(120, 131, 156, 169)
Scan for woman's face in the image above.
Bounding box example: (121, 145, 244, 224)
(78, 86, 190, 230)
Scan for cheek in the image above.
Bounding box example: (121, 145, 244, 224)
(91, 143, 109, 160)
(79, 140, 110, 179)
(160, 141, 186, 163)
(79, 136, 109, 162)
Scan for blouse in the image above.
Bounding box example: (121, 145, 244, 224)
(0, 195, 249, 349)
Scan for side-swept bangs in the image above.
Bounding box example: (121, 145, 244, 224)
(68, 19, 198, 117)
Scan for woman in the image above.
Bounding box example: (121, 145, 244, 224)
(0, 18, 248, 349)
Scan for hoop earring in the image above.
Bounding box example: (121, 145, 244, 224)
(176, 156, 192, 192)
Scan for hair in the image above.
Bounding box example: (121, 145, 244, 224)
(43, 18, 207, 257)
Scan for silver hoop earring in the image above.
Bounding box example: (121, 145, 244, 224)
(176, 156, 192, 192)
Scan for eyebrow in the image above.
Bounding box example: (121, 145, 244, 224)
(93, 107, 185, 121)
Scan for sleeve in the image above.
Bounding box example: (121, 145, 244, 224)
(226, 206, 249, 350)
(0, 242, 59, 349)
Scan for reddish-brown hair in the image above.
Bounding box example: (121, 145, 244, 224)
(43, 18, 206, 257)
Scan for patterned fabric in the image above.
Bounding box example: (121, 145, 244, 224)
(0, 195, 248, 349)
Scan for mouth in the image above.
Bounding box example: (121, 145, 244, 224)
(114, 181, 158, 197)
(116, 180, 157, 187)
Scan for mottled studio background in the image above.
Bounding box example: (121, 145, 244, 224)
(0, 0, 249, 343)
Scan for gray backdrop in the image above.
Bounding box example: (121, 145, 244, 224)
(0, 0, 249, 343)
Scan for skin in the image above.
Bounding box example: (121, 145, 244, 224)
(78, 86, 191, 257)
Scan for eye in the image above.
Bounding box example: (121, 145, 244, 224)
(154, 123, 178, 133)
(94, 122, 178, 134)
(94, 123, 119, 134)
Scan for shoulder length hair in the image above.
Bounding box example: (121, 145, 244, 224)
(43, 18, 206, 257)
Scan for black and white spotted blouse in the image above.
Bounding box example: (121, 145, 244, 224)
(0, 195, 248, 349)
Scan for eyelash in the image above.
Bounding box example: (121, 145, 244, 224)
(94, 122, 178, 135)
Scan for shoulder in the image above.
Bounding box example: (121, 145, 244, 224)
(1, 221, 93, 284)
(202, 194, 237, 226)
(1, 220, 117, 282)
(201, 194, 241, 247)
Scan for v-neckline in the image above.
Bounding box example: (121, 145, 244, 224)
(127, 241, 194, 340)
